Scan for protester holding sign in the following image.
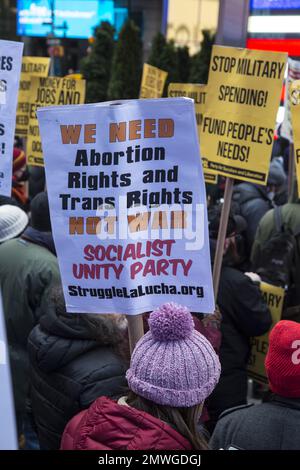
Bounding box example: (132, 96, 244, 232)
(207, 206, 272, 430)
(61, 303, 221, 450)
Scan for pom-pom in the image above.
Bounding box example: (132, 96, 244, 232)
(149, 302, 194, 341)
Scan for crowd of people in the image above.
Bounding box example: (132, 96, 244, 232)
(1, 135, 300, 451)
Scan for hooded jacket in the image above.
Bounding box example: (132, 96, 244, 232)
(61, 396, 192, 450)
(28, 306, 127, 449)
(232, 182, 272, 252)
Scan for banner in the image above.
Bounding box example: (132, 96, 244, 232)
(168, 83, 218, 185)
(27, 76, 86, 166)
(0, 292, 17, 450)
(247, 282, 284, 385)
(201, 46, 287, 184)
(290, 80, 300, 197)
(15, 56, 50, 138)
(37, 98, 214, 315)
(140, 64, 168, 99)
(281, 58, 300, 142)
(0, 40, 24, 196)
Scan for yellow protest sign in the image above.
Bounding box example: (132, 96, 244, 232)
(64, 73, 83, 80)
(16, 57, 50, 137)
(247, 282, 284, 385)
(290, 80, 300, 197)
(27, 76, 86, 166)
(168, 83, 217, 185)
(201, 46, 287, 185)
(140, 63, 168, 99)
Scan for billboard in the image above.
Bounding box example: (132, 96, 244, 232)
(17, 0, 128, 39)
(250, 0, 300, 9)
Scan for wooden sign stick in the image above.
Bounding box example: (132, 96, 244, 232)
(212, 177, 234, 301)
(127, 314, 144, 354)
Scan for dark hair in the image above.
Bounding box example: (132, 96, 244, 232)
(126, 391, 209, 450)
(50, 285, 130, 363)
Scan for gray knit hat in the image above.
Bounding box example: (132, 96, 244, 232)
(126, 303, 221, 407)
(0, 205, 28, 242)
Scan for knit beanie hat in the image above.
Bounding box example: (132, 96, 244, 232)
(126, 303, 221, 407)
(30, 192, 52, 232)
(0, 205, 28, 242)
(266, 320, 300, 398)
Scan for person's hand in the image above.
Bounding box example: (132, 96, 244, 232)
(245, 272, 261, 284)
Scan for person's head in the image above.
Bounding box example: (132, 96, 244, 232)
(208, 205, 247, 266)
(126, 303, 221, 449)
(30, 192, 52, 232)
(265, 320, 300, 398)
(0, 204, 28, 243)
(267, 158, 287, 199)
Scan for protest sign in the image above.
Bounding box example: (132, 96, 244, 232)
(201, 45, 287, 185)
(248, 282, 284, 385)
(290, 80, 300, 197)
(37, 98, 214, 316)
(140, 64, 168, 99)
(0, 292, 17, 450)
(281, 58, 300, 143)
(168, 83, 218, 185)
(27, 76, 86, 166)
(0, 40, 23, 196)
(15, 56, 50, 138)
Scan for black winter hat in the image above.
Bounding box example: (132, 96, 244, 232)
(30, 192, 52, 232)
(208, 205, 247, 240)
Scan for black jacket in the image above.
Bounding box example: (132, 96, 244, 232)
(210, 395, 300, 450)
(232, 182, 272, 252)
(207, 267, 272, 423)
(28, 306, 127, 449)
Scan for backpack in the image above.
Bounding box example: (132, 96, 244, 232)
(254, 206, 300, 288)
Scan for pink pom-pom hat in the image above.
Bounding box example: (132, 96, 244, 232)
(126, 302, 221, 407)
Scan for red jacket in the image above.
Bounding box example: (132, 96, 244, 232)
(61, 396, 192, 450)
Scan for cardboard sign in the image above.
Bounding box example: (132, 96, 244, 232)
(27, 76, 86, 166)
(0, 40, 24, 196)
(248, 282, 284, 385)
(140, 64, 168, 99)
(15, 56, 50, 137)
(168, 83, 218, 185)
(201, 46, 287, 184)
(290, 80, 300, 197)
(0, 292, 17, 450)
(37, 98, 215, 315)
(281, 58, 300, 143)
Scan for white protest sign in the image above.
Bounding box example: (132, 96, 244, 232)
(0, 40, 24, 196)
(38, 98, 214, 315)
(0, 292, 18, 450)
